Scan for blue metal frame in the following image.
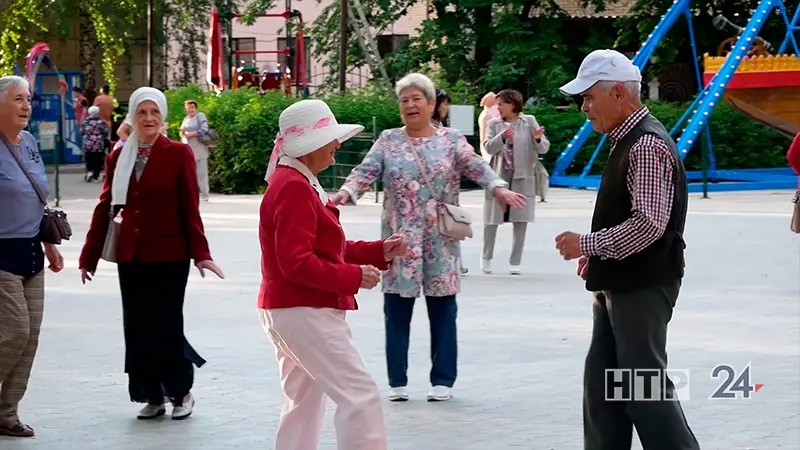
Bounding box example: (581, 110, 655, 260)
(551, 0, 800, 192)
(24, 71, 85, 165)
(552, 0, 699, 185)
(672, 0, 798, 191)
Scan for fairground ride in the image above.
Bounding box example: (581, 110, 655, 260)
(208, 1, 308, 97)
(551, 0, 800, 193)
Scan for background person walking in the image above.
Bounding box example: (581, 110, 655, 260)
(180, 100, 211, 201)
(482, 89, 549, 275)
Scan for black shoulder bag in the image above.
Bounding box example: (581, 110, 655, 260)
(0, 132, 72, 245)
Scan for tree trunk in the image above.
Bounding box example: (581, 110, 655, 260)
(78, 8, 98, 98)
(472, 5, 494, 80)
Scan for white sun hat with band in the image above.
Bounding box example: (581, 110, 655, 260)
(559, 49, 642, 96)
(265, 99, 364, 181)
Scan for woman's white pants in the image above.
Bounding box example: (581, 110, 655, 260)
(259, 307, 387, 450)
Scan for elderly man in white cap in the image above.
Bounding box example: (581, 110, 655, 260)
(553, 50, 700, 450)
(259, 99, 407, 450)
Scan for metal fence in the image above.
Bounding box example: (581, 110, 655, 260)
(318, 117, 381, 201)
(318, 118, 483, 196)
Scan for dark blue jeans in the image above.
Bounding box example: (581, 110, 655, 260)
(384, 293, 457, 388)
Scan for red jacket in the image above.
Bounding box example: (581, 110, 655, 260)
(79, 135, 212, 272)
(787, 132, 800, 189)
(258, 164, 389, 310)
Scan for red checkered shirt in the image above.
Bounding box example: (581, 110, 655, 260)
(579, 106, 677, 260)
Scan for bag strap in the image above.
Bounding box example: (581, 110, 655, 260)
(0, 131, 48, 206)
(405, 131, 439, 203)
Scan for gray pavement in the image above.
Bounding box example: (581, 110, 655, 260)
(5, 172, 799, 449)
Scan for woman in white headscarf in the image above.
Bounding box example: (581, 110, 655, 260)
(79, 87, 224, 421)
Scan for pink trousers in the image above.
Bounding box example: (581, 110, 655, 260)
(259, 307, 387, 450)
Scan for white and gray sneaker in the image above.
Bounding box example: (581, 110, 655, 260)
(427, 385, 452, 402)
(481, 258, 492, 274)
(171, 393, 195, 420)
(388, 387, 409, 402)
(137, 403, 166, 420)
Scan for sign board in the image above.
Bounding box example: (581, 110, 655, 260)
(38, 135, 56, 151)
(38, 121, 58, 136)
(449, 105, 475, 136)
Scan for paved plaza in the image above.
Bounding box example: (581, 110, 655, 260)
(2, 171, 798, 449)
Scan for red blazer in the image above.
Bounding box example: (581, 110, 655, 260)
(258, 165, 389, 310)
(79, 135, 212, 272)
(787, 132, 800, 189)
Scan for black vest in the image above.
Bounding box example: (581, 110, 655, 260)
(585, 114, 688, 293)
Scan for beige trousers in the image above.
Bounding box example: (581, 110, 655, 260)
(196, 158, 209, 200)
(483, 222, 528, 266)
(259, 307, 387, 450)
(0, 270, 44, 422)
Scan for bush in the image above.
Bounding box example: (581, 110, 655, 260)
(164, 85, 794, 194)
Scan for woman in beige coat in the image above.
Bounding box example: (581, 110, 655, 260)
(481, 89, 549, 275)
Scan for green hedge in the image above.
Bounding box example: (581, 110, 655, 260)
(164, 85, 793, 194)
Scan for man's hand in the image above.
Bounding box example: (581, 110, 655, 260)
(382, 234, 407, 261)
(576, 255, 589, 280)
(360, 265, 381, 289)
(44, 244, 63, 273)
(330, 190, 351, 206)
(555, 231, 582, 260)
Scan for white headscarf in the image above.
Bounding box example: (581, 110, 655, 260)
(112, 87, 168, 206)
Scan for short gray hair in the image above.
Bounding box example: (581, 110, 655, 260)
(597, 80, 641, 99)
(395, 73, 436, 100)
(0, 75, 30, 102)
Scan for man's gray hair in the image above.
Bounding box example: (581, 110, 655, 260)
(597, 80, 641, 99)
(0, 75, 30, 102)
(395, 73, 436, 101)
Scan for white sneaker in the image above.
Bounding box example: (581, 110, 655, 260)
(137, 403, 166, 420)
(388, 387, 409, 402)
(171, 393, 194, 420)
(427, 385, 452, 402)
(509, 265, 521, 275)
(481, 258, 492, 274)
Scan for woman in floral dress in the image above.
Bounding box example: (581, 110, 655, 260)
(330, 73, 525, 402)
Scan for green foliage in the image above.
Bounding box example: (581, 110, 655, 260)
(164, 86, 793, 194)
(0, 0, 51, 75)
(614, 0, 796, 79)
(0, 0, 241, 92)
(306, 0, 418, 93)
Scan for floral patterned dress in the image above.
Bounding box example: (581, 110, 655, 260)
(341, 127, 506, 298)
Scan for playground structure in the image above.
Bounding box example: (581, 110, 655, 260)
(550, 0, 800, 193)
(208, 2, 308, 97)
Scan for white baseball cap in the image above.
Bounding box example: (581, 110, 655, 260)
(559, 49, 642, 96)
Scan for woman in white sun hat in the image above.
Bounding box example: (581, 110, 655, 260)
(259, 99, 407, 450)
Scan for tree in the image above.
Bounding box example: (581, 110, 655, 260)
(0, 0, 139, 94)
(0, 0, 243, 93)
(391, 0, 616, 103)
(305, 0, 418, 92)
